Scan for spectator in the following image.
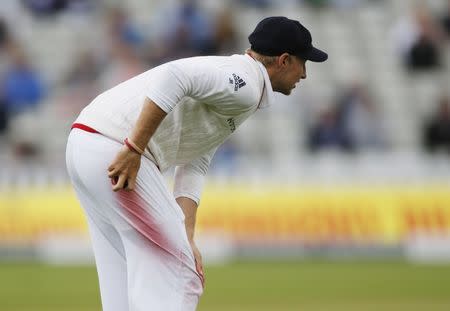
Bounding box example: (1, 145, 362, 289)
(0, 95, 8, 135)
(106, 6, 144, 50)
(440, 0, 450, 38)
(307, 83, 386, 152)
(407, 33, 441, 70)
(3, 44, 45, 115)
(0, 18, 12, 75)
(64, 49, 100, 87)
(213, 9, 239, 55)
(0, 19, 13, 135)
(307, 104, 352, 152)
(58, 49, 101, 117)
(0, 18, 9, 49)
(1, 43, 45, 161)
(160, 0, 216, 60)
(338, 83, 386, 150)
(390, 5, 444, 71)
(148, 1, 239, 64)
(423, 94, 450, 153)
(2, 43, 46, 116)
(22, 0, 68, 17)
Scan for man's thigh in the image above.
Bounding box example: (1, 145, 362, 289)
(110, 159, 203, 310)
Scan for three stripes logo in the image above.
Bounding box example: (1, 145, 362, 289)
(230, 73, 246, 91)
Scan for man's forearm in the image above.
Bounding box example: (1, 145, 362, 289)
(128, 98, 167, 150)
(176, 196, 198, 241)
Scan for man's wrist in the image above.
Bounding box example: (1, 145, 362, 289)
(124, 138, 144, 155)
(186, 230, 195, 242)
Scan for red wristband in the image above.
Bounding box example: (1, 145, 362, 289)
(124, 138, 143, 155)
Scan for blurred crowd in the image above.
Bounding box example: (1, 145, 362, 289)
(0, 0, 449, 174)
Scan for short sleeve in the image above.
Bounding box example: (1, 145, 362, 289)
(145, 62, 193, 113)
(146, 57, 257, 114)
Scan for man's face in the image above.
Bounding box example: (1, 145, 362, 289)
(272, 55, 307, 95)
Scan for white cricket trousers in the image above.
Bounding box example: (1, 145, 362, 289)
(66, 128, 203, 311)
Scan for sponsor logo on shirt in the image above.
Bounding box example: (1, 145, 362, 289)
(227, 118, 236, 132)
(230, 73, 246, 91)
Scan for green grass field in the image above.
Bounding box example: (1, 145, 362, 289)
(1, 260, 450, 311)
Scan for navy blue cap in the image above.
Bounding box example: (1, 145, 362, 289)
(249, 16, 328, 62)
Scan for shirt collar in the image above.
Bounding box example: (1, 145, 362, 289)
(244, 54, 274, 110)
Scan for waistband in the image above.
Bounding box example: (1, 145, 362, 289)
(71, 123, 99, 133)
(71, 123, 161, 171)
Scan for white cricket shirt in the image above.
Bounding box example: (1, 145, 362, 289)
(75, 54, 274, 203)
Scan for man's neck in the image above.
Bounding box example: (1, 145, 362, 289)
(245, 50, 276, 88)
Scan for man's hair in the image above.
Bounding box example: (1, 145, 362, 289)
(246, 48, 278, 67)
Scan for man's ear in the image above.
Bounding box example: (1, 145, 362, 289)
(278, 53, 290, 67)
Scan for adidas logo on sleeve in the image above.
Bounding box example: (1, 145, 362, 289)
(229, 73, 246, 91)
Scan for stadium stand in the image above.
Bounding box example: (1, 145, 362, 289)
(0, 0, 448, 186)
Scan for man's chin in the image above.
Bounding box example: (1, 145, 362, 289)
(280, 89, 292, 95)
(274, 85, 295, 95)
